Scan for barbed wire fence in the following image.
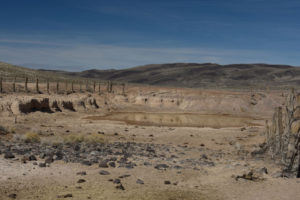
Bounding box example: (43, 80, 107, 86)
(0, 76, 127, 95)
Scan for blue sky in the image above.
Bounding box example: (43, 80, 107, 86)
(0, 0, 300, 71)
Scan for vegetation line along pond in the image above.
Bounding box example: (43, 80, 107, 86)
(84, 112, 259, 128)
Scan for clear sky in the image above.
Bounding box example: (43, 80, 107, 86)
(0, 0, 299, 71)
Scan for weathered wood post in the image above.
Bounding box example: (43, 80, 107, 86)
(56, 81, 59, 93)
(106, 81, 110, 93)
(0, 77, 2, 93)
(13, 77, 16, 92)
(93, 81, 96, 93)
(122, 83, 125, 95)
(71, 82, 74, 93)
(36, 78, 39, 93)
(80, 81, 82, 92)
(25, 77, 28, 92)
(86, 80, 89, 92)
(47, 79, 50, 94)
(110, 81, 113, 93)
(98, 82, 101, 94)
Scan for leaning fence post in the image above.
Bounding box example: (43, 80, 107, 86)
(47, 79, 50, 94)
(13, 77, 16, 92)
(56, 81, 59, 93)
(25, 77, 28, 92)
(0, 77, 2, 93)
(36, 78, 39, 93)
(98, 82, 101, 94)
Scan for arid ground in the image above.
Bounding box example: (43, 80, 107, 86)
(0, 85, 299, 200)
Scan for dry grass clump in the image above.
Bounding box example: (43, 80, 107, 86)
(63, 133, 106, 144)
(24, 132, 41, 143)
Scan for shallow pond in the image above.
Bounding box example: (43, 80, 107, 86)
(85, 112, 259, 128)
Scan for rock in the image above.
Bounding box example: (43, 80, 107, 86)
(99, 170, 110, 175)
(45, 156, 54, 164)
(4, 152, 15, 159)
(29, 155, 37, 161)
(77, 179, 86, 183)
(116, 183, 125, 190)
(8, 193, 17, 199)
(33, 162, 38, 165)
(39, 163, 46, 168)
(81, 160, 92, 166)
(119, 174, 131, 179)
(113, 179, 121, 184)
(154, 164, 169, 170)
(0, 126, 8, 135)
(259, 167, 268, 174)
(76, 171, 87, 176)
(108, 161, 116, 168)
(164, 180, 171, 185)
(136, 179, 144, 184)
(57, 194, 73, 198)
(99, 160, 109, 168)
(201, 154, 208, 159)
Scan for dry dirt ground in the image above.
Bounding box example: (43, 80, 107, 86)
(0, 85, 299, 200)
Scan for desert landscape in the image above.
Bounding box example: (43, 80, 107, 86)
(1, 62, 300, 200)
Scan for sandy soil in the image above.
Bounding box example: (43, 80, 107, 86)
(0, 87, 299, 200)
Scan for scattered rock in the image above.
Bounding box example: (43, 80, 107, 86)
(76, 171, 87, 176)
(113, 179, 121, 184)
(164, 180, 171, 185)
(119, 174, 131, 179)
(99, 160, 109, 168)
(29, 155, 37, 161)
(57, 194, 73, 198)
(81, 160, 92, 166)
(39, 163, 46, 168)
(116, 183, 125, 190)
(8, 193, 17, 199)
(136, 179, 144, 184)
(99, 170, 110, 175)
(4, 152, 15, 159)
(77, 179, 86, 183)
(154, 164, 169, 170)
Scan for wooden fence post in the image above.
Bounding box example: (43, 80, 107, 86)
(80, 81, 82, 92)
(0, 77, 2, 93)
(98, 82, 101, 94)
(122, 83, 125, 95)
(71, 82, 74, 93)
(65, 81, 68, 92)
(56, 81, 59, 93)
(47, 79, 50, 94)
(36, 78, 39, 93)
(25, 77, 28, 92)
(93, 81, 96, 93)
(86, 80, 89, 92)
(13, 77, 16, 92)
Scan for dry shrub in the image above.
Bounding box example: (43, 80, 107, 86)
(63, 133, 105, 144)
(24, 132, 41, 143)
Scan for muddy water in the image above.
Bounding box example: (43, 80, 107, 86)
(85, 112, 259, 128)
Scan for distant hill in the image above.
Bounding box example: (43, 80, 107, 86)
(2, 61, 300, 89)
(46, 63, 300, 89)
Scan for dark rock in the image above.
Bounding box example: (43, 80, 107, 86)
(33, 162, 38, 165)
(81, 160, 92, 166)
(29, 155, 37, 161)
(99, 160, 109, 168)
(116, 183, 125, 190)
(108, 161, 116, 168)
(260, 167, 268, 174)
(77, 179, 86, 183)
(113, 179, 121, 184)
(144, 162, 151, 166)
(99, 170, 110, 175)
(39, 163, 46, 168)
(0, 126, 8, 135)
(154, 164, 169, 170)
(57, 193, 73, 198)
(45, 156, 54, 164)
(136, 179, 144, 184)
(8, 193, 17, 199)
(201, 154, 208, 159)
(4, 152, 15, 159)
(164, 180, 171, 185)
(76, 171, 87, 176)
(119, 174, 131, 179)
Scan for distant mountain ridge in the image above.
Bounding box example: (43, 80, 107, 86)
(1, 61, 300, 89)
